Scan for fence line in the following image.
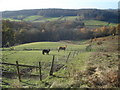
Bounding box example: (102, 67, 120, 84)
(1, 50, 81, 81)
(66, 52, 71, 63)
(0, 62, 39, 68)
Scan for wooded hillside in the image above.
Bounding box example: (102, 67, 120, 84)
(2, 19, 119, 47)
(2, 9, 118, 23)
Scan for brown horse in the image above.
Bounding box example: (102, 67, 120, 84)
(58, 45, 67, 52)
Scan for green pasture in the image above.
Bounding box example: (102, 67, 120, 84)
(23, 15, 44, 21)
(2, 41, 89, 88)
(62, 16, 78, 21)
(2, 41, 88, 65)
(3, 15, 117, 27)
(2, 50, 69, 65)
(24, 16, 61, 22)
(23, 16, 78, 22)
(2, 50, 91, 88)
(1, 36, 118, 88)
(84, 20, 117, 26)
(3, 18, 21, 22)
(12, 42, 87, 50)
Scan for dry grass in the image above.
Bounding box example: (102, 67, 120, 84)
(84, 35, 119, 88)
(68, 35, 119, 88)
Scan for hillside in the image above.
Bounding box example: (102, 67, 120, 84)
(2, 35, 119, 88)
(2, 18, 119, 48)
(2, 8, 118, 23)
(3, 16, 117, 27)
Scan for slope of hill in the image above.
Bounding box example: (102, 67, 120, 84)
(2, 35, 119, 88)
(2, 8, 118, 23)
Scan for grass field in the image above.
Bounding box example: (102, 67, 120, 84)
(2, 40, 89, 88)
(84, 20, 117, 26)
(23, 15, 44, 21)
(14, 41, 86, 50)
(1, 36, 119, 88)
(2, 41, 87, 64)
(3, 15, 117, 26)
(3, 18, 22, 22)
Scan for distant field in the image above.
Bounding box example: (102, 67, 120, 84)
(84, 20, 117, 26)
(3, 18, 21, 22)
(3, 15, 117, 27)
(62, 16, 78, 21)
(23, 15, 44, 21)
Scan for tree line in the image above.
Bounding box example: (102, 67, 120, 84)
(2, 20, 119, 47)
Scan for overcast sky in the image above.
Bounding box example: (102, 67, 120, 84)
(0, 0, 119, 11)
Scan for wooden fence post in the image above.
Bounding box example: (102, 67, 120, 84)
(76, 51, 79, 55)
(16, 61, 21, 82)
(49, 55, 55, 76)
(73, 51, 76, 58)
(39, 62, 42, 81)
(66, 52, 71, 63)
(86, 44, 92, 52)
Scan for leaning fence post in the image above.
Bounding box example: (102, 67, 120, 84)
(66, 52, 71, 63)
(16, 61, 21, 82)
(39, 62, 42, 81)
(49, 55, 55, 76)
(76, 51, 79, 55)
(73, 51, 76, 58)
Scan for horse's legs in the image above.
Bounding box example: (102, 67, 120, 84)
(42, 51, 45, 55)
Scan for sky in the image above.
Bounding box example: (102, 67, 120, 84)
(0, 0, 119, 11)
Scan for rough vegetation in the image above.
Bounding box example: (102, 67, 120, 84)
(67, 35, 119, 88)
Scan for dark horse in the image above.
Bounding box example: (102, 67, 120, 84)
(58, 45, 67, 52)
(42, 49, 50, 55)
